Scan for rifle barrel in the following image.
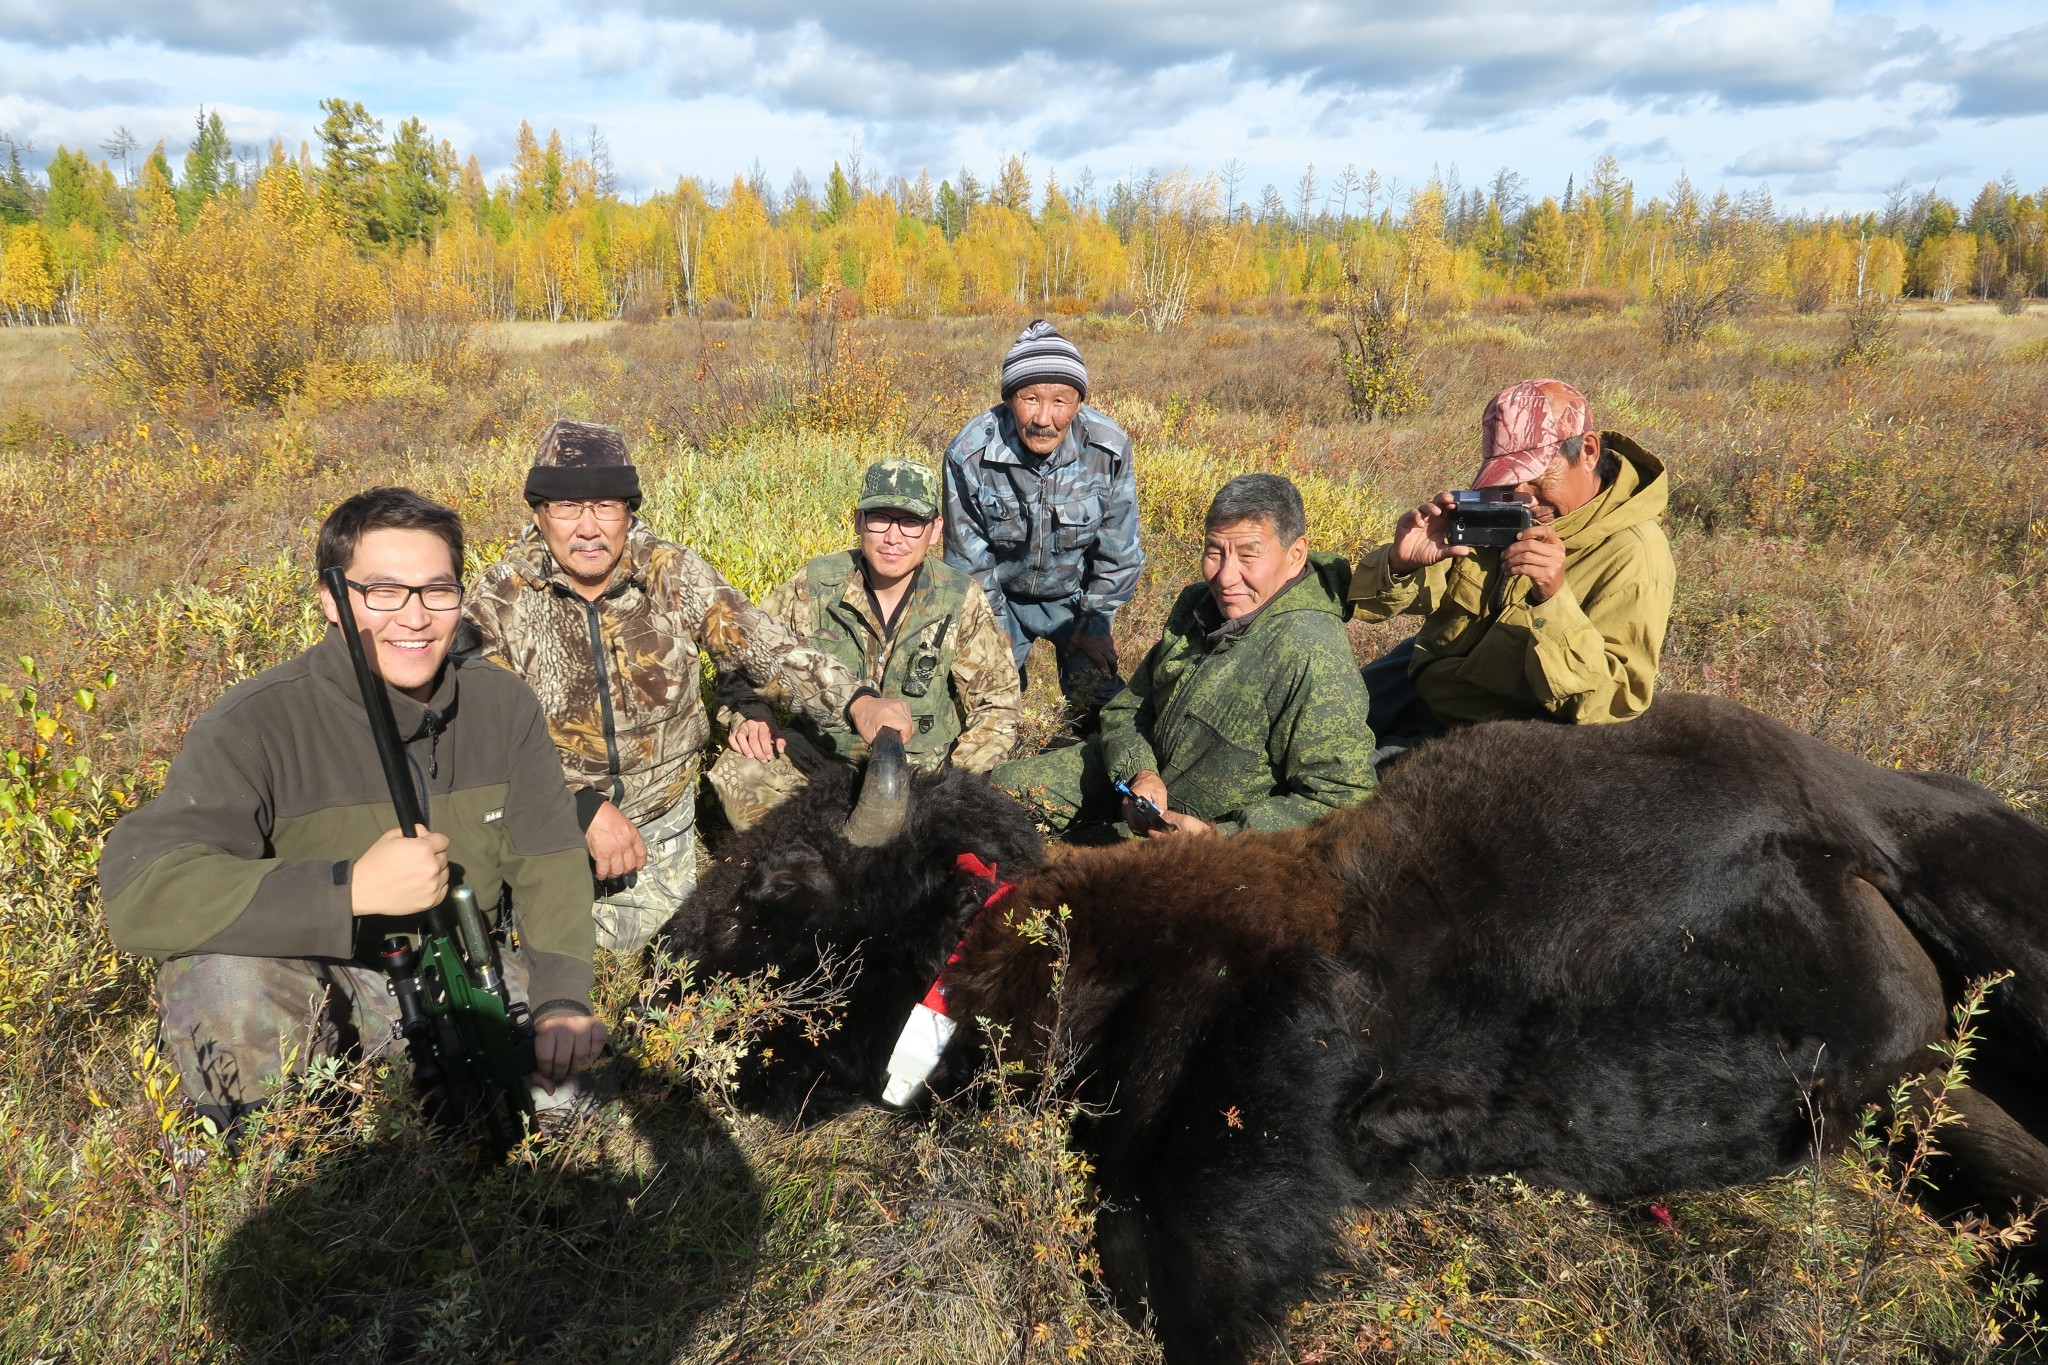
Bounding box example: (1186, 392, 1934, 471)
(321, 565, 427, 836)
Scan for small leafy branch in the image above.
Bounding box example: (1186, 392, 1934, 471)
(1333, 267, 1425, 421)
(1798, 972, 2042, 1363)
(0, 657, 128, 865)
(620, 946, 856, 1105)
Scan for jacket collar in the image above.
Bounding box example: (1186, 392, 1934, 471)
(829, 549, 927, 639)
(310, 628, 460, 741)
(1193, 563, 1319, 647)
(1551, 434, 1667, 550)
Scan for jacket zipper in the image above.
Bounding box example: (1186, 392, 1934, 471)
(583, 599, 625, 804)
(405, 735, 432, 824)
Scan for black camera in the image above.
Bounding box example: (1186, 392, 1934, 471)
(1443, 491, 1534, 549)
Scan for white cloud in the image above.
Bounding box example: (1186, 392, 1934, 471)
(1, 0, 2044, 215)
(0, 0, 479, 55)
(1914, 22, 2048, 119)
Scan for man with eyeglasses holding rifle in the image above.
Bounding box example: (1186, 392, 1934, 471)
(708, 459, 1021, 832)
(101, 488, 606, 1142)
(467, 422, 913, 954)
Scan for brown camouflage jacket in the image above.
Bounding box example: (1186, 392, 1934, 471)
(715, 551, 1021, 773)
(467, 522, 869, 827)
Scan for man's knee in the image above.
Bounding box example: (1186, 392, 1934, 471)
(993, 742, 1095, 829)
(708, 746, 810, 834)
(156, 954, 341, 1112)
(593, 805, 700, 953)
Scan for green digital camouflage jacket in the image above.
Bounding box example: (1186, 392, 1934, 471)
(1099, 553, 1379, 834)
(467, 522, 870, 828)
(1346, 435, 1673, 726)
(715, 550, 1021, 773)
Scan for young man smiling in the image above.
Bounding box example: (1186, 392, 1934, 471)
(101, 488, 605, 1137)
(708, 459, 1021, 831)
(995, 474, 1378, 838)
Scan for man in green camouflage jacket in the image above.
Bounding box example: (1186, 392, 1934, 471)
(995, 474, 1378, 837)
(466, 422, 911, 952)
(708, 460, 1022, 831)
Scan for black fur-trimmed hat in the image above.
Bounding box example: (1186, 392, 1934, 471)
(524, 420, 642, 507)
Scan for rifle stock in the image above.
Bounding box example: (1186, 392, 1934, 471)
(322, 566, 536, 1153)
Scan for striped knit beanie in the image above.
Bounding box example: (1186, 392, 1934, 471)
(999, 319, 1088, 401)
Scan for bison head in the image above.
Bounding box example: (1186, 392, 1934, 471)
(653, 734, 1047, 1116)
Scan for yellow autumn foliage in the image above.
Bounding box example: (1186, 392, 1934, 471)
(75, 157, 386, 414)
(0, 224, 60, 322)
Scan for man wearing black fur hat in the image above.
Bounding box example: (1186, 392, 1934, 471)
(468, 421, 910, 954)
(943, 319, 1143, 718)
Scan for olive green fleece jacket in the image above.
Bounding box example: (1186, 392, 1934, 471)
(1347, 435, 1674, 726)
(1098, 553, 1379, 833)
(100, 631, 597, 1013)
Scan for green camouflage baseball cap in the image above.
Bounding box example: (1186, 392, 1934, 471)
(855, 460, 940, 519)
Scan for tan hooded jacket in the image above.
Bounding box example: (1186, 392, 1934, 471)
(1347, 434, 1674, 725)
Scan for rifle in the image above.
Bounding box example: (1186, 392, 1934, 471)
(322, 566, 536, 1154)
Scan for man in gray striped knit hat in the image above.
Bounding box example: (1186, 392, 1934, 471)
(942, 319, 1143, 719)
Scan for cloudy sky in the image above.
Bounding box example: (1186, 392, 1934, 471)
(2, 0, 2043, 215)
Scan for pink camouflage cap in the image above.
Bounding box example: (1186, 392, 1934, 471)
(1472, 379, 1591, 489)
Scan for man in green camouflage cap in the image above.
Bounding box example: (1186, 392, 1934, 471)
(709, 459, 1022, 831)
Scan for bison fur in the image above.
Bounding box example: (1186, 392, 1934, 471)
(655, 696, 2048, 1363)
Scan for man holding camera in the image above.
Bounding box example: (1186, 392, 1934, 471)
(1349, 379, 1673, 748)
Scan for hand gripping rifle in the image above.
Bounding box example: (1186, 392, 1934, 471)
(322, 566, 536, 1154)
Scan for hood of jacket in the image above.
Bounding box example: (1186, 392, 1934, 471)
(1552, 434, 1666, 551)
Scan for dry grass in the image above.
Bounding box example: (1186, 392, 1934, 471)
(1, 303, 2045, 1362)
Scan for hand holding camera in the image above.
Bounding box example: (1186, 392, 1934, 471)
(1502, 522, 1568, 603)
(1389, 488, 1563, 602)
(1388, 492, 1470, 574)
(1392, 490, 1535, 570)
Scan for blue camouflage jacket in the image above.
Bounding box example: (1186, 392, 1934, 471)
(941, 404, 1143, 635)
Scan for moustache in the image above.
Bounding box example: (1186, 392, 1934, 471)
(1025, 423, 1060, 439)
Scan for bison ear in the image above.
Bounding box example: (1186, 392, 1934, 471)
(1351, 1081, 1484, 1157)
(744, 847, 836, 909)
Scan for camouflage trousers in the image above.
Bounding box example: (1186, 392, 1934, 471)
(992, 738, 1127, 835)
(156, 947, 534, 1132)
(1004, 597, 1125, 713)
(593, 799, 698, 953)
(706, 728, 841, 834)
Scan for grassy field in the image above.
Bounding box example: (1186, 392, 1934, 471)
(1, 302, 2045, 1362)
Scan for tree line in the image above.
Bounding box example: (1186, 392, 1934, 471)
(2, 101, 2043, 329)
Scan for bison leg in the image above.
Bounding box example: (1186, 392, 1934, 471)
(1926, 1084, 2048, 1212)
(1089, 961, 1368, 1365)
(1884, 791, 2048, 1147)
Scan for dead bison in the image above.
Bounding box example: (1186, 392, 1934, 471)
(655, 695, 2048, 1363)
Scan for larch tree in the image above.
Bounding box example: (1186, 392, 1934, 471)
(316, 98, 389, 244)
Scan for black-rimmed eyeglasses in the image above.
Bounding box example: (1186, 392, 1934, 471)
(859, 510, 935, 534)
(346, 578, 465, 612)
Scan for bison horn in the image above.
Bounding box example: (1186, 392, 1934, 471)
(841, 729, 910, 847)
